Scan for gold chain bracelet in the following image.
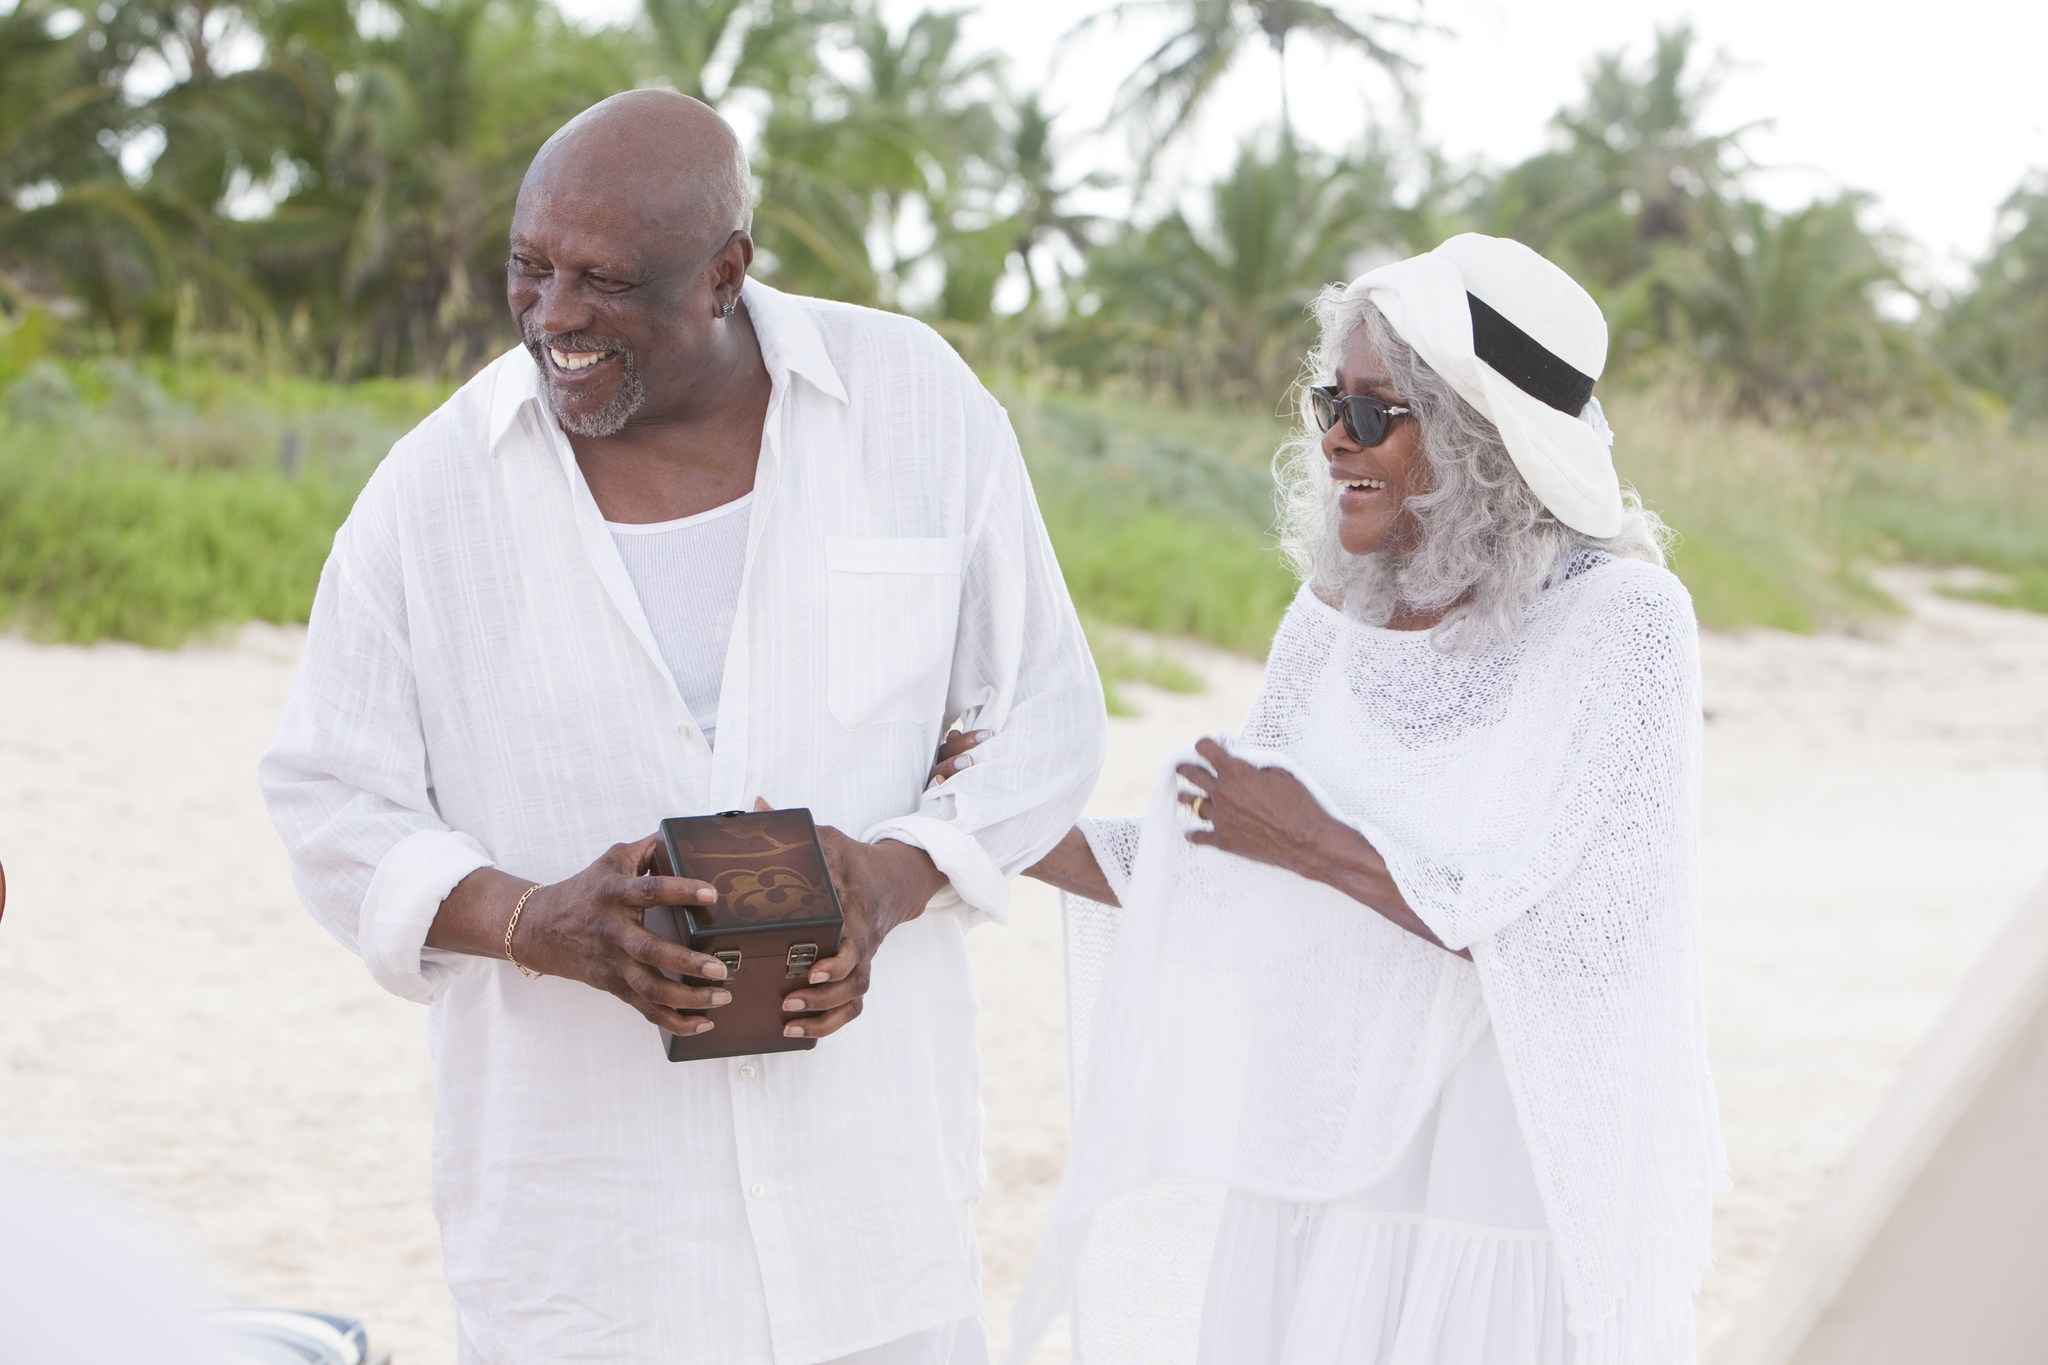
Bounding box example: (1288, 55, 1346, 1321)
(504, 883, 544, 979)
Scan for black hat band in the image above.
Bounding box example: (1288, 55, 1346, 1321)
(1467, 293, 1596, 416)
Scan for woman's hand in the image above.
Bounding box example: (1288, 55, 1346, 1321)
(925, 726, 1116, 904)
(1176, 738, 1466, 959)
(928, 727, 993, 787)
(1175, 738, 1348, 873)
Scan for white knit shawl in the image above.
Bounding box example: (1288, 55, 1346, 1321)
(1011, 553, 1725, 1364)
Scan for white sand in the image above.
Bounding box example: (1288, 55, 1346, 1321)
(3, 569, 2045, 1363)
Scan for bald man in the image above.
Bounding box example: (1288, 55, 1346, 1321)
(261, 91, 1106, 1364)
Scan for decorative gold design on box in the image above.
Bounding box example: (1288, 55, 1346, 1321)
(670, 810, 838, 926)
(709, 866, 823, 921)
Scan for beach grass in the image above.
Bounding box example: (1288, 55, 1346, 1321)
(0, 451, 353, 646)
(1082, 616, 1207, 715)
(1604, 391, 1905, 633)
(1840, 422, 2048, 581)
(1002, 382, 1300, 659)
(0, 357, 442, 646)
(3, 357, 2043, 654)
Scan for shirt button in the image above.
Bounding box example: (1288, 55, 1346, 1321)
(738, 1064, 757, 1080)
(676, 723, 693, 740)
(749, 1183, 765, 1199)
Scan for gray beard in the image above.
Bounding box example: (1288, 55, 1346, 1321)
(549, 366, 646, 438)
(524, 332, 646, 438)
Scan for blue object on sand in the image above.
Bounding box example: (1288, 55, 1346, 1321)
(202, 1308, 388, 1365)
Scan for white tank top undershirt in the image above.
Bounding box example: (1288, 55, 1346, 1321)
(607, 493, 753, 748)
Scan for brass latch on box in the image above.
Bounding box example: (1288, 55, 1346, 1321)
(715, 950, 742, 975)
(785, 943, 819, 978)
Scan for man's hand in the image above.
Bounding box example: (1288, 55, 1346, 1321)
(777, 803, 948, 1040)
(428, 840, 741, 1038)
(430, 811, 951, 1041)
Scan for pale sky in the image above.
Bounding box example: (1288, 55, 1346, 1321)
(937, 0, 2048, 291)
(551, 0, 2047, 290)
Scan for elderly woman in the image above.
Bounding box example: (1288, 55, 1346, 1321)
(949, 234, 1723, 1364)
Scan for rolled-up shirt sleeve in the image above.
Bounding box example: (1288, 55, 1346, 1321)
(864, 389, 1107, 928)
(258, 472, 492, 1003)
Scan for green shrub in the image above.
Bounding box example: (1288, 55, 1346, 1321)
(1004, 382, 1300, 656)
(4, 363, 2042, 655)
(0, 358, 443, 646)
(1608, 390, 1905, 631)
(1050, 504, 1298, 656)
(1942, 570, 2048, 614)
(1840, 425, 2048, 576)
(1661, 533, 1819, 633)
(0, 442, 357, 645)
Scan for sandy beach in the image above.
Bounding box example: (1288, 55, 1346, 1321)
(2, 567, 2045, 1363)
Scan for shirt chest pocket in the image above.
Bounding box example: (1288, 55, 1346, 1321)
(824, 536, 967, 729)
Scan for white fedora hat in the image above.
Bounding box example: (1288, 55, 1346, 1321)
(1344, 233, 1624, 538)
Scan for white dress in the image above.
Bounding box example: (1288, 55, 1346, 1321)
(1197, 1026, 1567, 1364)
(1011, 552, 1723, 1365)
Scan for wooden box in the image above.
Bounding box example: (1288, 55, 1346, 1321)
(644, 808, 845, 1063)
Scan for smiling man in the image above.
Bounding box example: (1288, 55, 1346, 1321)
(259, 90, 1105, 1364)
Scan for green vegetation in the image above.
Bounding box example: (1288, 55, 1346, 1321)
(1082, 617, 1205, 717)
(1007, 384, 1299, 656)
(1945, 572, 2048, 615)
(0, 346, 1301, 652)
(0, 351, 442, 644)
(0, 444, 352, 645)
(1609, 393, 1893, 633)
(4, 1, 2039, 411)
(1843, 423, 2048, 618)
(1075, 0, 1414, 183)
(8, 342, 2042, 657)
(0, 1, 2043, 657)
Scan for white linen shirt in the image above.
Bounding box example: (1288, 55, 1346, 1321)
(259, 280, 1106, 1365)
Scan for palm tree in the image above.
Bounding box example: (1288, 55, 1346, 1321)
(752, 5, 1004, 309)
(1654, 194, 1932, 413)
(1061, 132, 1377, 400)
(1072, 0, 1415, 182)
(1482, 24, 1752, 306)
(639, 0, 835, 107)
(0, 0, 143, 320)
(222, 0, 635, 376)
(1944, 173, 2048, 420)
(0, 0, 122, 202)
(986, 92, 1111, 314)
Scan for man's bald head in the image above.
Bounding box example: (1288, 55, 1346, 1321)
(507, 90, 763, 442)
(520, 90, 752, 257)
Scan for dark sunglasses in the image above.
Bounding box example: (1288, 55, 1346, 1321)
(1310, 385, 1410, 448)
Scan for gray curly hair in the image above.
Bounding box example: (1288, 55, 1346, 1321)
(1274, 285, 1671, 648)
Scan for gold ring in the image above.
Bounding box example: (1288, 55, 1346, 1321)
(1190, 795, 1211, 821)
